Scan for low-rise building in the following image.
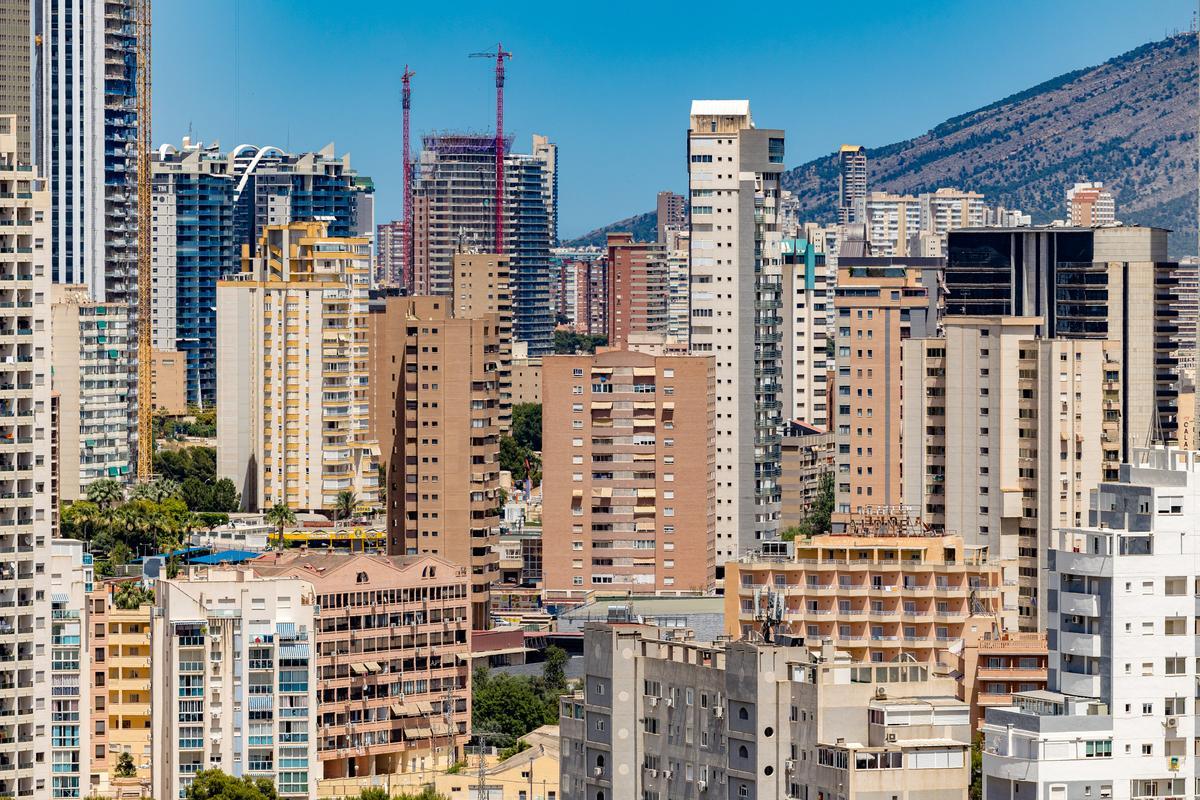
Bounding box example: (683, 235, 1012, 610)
(560, 624, 972, 800)
(943, 625, 1047, 730)
(725, 530, 1008, 665)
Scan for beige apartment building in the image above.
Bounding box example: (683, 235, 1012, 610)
(944, 626, 1047, 729)
(151, 571, 318, 800)
(216, 221, 380, 513)
(542, 349, 716, 596)
(832, 256, 941, 521)
(855, 191, 920, 257)
(250, 552, 472, 782)
(370, 295, 502, 629)
(0, 115, 55, 800)
(87, 583, 153, 797)
(510, 352, 541, 406)
(150, 349, 188, 415)
(449, 251, 513, 431)
(51, 283, 134, 499)
(726, 531, 1007, 665)
(687, 100, 785, 566)
(902, 316, 1123, 629)
(780, 421, 834, 531)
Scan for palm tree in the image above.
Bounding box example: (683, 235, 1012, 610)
(264, 502, 296, 551)
(129, 478, 182, 504)
(84, 478, 124, 509)
(334, 490, 357, 526)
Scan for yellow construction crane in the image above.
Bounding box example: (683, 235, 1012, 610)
(135, 0, 152, 481)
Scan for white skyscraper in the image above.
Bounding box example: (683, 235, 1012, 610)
(687, 100, 785, 567)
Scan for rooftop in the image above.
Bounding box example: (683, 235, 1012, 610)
(690, 99, 750, 118)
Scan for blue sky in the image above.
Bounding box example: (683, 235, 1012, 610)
(154, 0, 1194, 238)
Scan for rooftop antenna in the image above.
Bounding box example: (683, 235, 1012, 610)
(753, 586, 784, 644)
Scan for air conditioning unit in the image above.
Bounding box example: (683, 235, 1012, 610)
(886, 732, 897, 742)
(1166, 716, 1179, 729)
(593, 767, 603, 777)
(784, 759, 795, 772)
(647, 696, 659, 708)
(646, 768, 658, 778)
(662, 770, 673, 780)
(712, 705, 724, 718)
(698, 780, 708, 792)
(665, 697, 674, 708)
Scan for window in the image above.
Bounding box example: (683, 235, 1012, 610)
(1084, 740, 1112, 758)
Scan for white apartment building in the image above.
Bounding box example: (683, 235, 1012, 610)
(1066, 182, 1117, 227)
(152, 571, 318, 800)
(51, 284, 134, 500)
(687, 100, 785, 566)
(49, 540, 93, 800)
(666, 229, 690, 345)
(781, 237, 829, 429)
(216, 221, 380, 514)
(855, 191, 920, 257)
(0, 115, 54, 800)
(919, 188, 988, 234)
(982, 446, 1200, 800)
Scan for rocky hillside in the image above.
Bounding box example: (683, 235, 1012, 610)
(569, 34, 1198, 256)
(562, 211, 657, 249)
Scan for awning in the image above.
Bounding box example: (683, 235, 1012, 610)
(248, 695, 273, 711)
(572, 489, 583, 498)
(634, 419, 656, 428)
(454, 653, 468, 664)
(634, 402, 655, 410)
(591, 402, 612, 410)
(632, 367, 656, 376)
(407, 725, 433, 739)
(590, 368, 613, 375)
(275, 622, 296, 637)
(51, 593, 69, 604)
(431, 721, 451, 736)
(364, 662, 382, 674)
(662, 402, 675, 410)
(280, 644, 309, 659)
(416, 700, 435, 714)
(637, 488, 657, 498)
(633, 453, 656, 461)
(390, 703, 409, 717)
(592, 487, 613, 498)
(351, 663, 368, 676)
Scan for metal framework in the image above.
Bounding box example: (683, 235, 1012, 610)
(469, 43, 511, 253)
(135, 0, 152, 480)
(401, 65, 415, 289)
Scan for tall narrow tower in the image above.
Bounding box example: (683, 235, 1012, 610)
(401, 65, 415, 290)
(470, 43, 512, 252)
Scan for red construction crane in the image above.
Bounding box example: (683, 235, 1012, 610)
(401, 65, 415, 290)
(469, 43, 512, 253)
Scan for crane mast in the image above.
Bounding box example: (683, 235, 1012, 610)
(135, 0, 152, 481)
(401, 65, 415, 290)
(469, 43, 512, 253)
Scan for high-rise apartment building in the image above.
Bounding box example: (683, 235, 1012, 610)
(666, 229, 690, 344)
(216, 221, 380, 513)
(152, 571, 318, 800)
(726, 531, 1006, 664)
(687, 100, 785, 565)
(86, 582, 153, 797)
(837, 144, 867, 225)
(0, 118, 55, 799)
(150, 349, 188, 416)
(560, 624, 972, 800)
(50, 284, 134, 500)
(919, 187, 988, 234)
(375, 219, 405, 288)
(832, 254, 941, 519)
(449, 251, 513, 431)
(0, 1, 30, 162)
(781, 237, 829, 428)
(49, 540, 92, 800)
(542, 350, 715, 596)
(605, 233, 669, 348)
(779, 420, 834, 529)
(370, 295, 502, 628)
(981, 446, 1200, 800)
(250, 552, 472, 780)
(903, 316, 1123, 630)
(411, 134, 557, 355)
(1066, 180, 1117, 226)
(151, 140, 238, 408)
(655, 190, 687, 243)
(945, 226, 1179, 455)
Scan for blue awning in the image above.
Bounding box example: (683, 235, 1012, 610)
(51, 593, 69, 604)
(248, 695, 273, 710)
(190, 550, 261, 565)
(275, 622, 296, 637)
(280, 644, 309, 659)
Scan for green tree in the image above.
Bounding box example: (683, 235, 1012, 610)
(114, 751, 136, 778)
(184, 769, 277, 800)
(512, 403, 542, 451)
(108, 541, 133, 567)
(541, 645, 568, 694)
(356, 789, 388, 800)
(60, 500, 103, 543)
(553, 330, 607, 354)
(335, 490, 357, 524)
(129, 478, 182, 504)
(472, 666, 558, 741)
(499, 437, 541, 485)
(265, 502, 296, 551)
(85, 478, 124, 509)
(970, 731, 983, 800)
(114, 581, 153, 610)
(497, 738, 532, 761)
(207, 478, 241, 512)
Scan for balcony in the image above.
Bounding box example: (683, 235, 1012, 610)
(1059, 591, 1099, 617)
(1059, 631, 1100, 658)
(1058, 670, 1100, 697)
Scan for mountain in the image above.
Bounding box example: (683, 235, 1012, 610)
(562, 211, 657, 249)
(567, 33, 1198, 257)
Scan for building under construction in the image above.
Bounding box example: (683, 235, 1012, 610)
(411, 132, 557, 355)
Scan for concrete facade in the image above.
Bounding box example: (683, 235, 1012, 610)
(781, 238, 830, 429)
(605, 233, 669, 349)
